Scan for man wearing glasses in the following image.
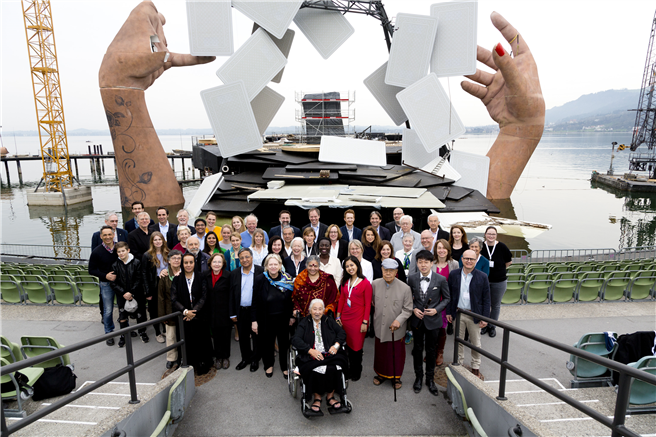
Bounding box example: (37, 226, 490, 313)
(445, 249, 490, 380)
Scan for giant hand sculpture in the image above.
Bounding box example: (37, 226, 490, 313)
(461, 12, 545, 200)
(99, 1, 215, 207)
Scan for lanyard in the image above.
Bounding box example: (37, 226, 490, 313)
(485, 241, 497, 259)
(347, 277, 360, 300)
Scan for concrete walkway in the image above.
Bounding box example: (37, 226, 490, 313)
(1, 301, 654, 436)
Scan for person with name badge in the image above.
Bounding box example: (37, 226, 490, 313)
(479, 226, 512, 338)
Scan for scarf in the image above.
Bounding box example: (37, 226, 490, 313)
(264, 271, 294, 292)
(211, 270, 223, 287)
(229, 246, 242, 271)
(293, 269, 338, 317)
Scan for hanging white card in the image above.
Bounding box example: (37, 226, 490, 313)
(232, 0, 303, 39)
(364, 62, 407, 126)
(293, 6, 355, 60)
(385, 13, 438, 87)
(430, 1, 478, 77)
(186, 0, 234, 56)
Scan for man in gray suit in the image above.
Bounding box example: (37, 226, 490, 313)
(408, 250, 450, 395)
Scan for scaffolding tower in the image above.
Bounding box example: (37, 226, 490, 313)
(629, 9, 656, 179)
(21, 0, 74, 193)
(295, 91, 355, 143)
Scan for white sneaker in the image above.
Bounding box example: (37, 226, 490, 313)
(156, 334, 165, 343)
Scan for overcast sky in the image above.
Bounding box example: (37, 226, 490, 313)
(1, 0, 654, 133)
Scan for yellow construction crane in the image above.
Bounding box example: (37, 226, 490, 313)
(21, 0, 74, 193)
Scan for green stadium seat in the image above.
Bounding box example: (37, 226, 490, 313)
(625, 270, 656, 301)
(550, 273, 578, 304)
(0, 336, 22, 364)
(577, 272, 605, 302)
(1, 357, 45, 418)
(524, 278, 552, 304)
(502, 279, 525, 305)
(0, 274, 25, 304)
(19, 275, 52, 304)
(568, 332, 616, 387)
(20, 335, 71, 368)
(75, 274, 101, 305)
(48, 277, 81, 305)
(601, 271, 631, 302)
(628, 356, 656, 405)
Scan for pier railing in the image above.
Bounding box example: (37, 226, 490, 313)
(0, 312, 187, 436)
(453, 308, 656, 437)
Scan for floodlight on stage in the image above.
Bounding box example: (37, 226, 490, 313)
(251, 86, 285, 135)
(232, 0, 303, 40)
(363, 62, 408, 126)
(201, 81, 262, 158)
(396, 73, 465, 153)
(252, 24, 295, 83)
(216, 28, 287, 101)
(186, 0, 234, 56)
(430, 0, 478, 77)
(385, 13, 438, 88)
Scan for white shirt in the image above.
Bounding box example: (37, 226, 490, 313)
(320, 256, 343, 285)
(457, 270, 473, 311)
(159, 222, 170, 240)
(329, 241, 340, 259)
(251, 246, 268, 267)
(359, 258, 374, 283)
(419, 271, 432, 297)
(284, 245, 293, 257)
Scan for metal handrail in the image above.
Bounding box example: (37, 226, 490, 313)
(0, 312, 187, 437)
(453, 309, 656, 437)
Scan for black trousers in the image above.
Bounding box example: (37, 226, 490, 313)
(412, 322, 439, 379)
(237, 306, 259, 363)
(212, 324, 232, 359)
(345, 345, 363, 380)
(146, 296, 162, 335)
(259, 313, 290, 372)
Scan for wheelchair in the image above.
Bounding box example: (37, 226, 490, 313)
(287, 345, 353, 418)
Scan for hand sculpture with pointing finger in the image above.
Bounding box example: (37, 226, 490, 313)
(99, 1, 215, 208)
(462, 12, 545, 200)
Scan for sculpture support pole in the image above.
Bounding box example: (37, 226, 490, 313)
(100, 87, 184, 208)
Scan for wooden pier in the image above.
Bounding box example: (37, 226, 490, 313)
(0, 153, 194, 186)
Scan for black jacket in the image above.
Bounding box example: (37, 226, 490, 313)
(91, 228, 128, 251)
(291, 314, 347, 372)
(251, 273, 293, 324)
(149, 223, 179, 249)
(283, 256, 306, 279)
(171, 271, 208, 316)
(88, 245, 118, 281)
(228, 265, 265, 317)
(205, 269, 232, 328)
(447, 268, 490, 324)
(110, 256, 143, 297)
(128, 228, 152, 261)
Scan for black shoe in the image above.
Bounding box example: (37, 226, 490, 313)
(480, 326, 489, 336)
(413, 376, 422, 393)
(106, 338, 115, 346)
(250, 361, 259, 372)
(140, 332, 149, 343)
(235, 361, 248, 371)
(118, 335, 126, 348)
(130, 331, 138, 338)
(166, 361, 175, 369)
(351, 375, 361, 382)
(488, 327, 497, 338)
(427, 379, 439, 396)
(265, 370, 273, 378)
(446, 322, 453, 335)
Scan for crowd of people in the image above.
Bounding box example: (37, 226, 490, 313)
(88, 203, 512, 408)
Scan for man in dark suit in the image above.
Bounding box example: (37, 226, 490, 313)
(340, 209, 362, 242)
(269, 209, 301, 240)
(385, 207, 404, 236)
(302, 208, 328, 242)
(446, 249, 491, 380)
(369, 211, 391, 241)
(408, 250, 450, 395)
(427, 213, 449, 248)
(124, 201, 154, 233)
(91, 212, 128, 250)
(229, 248, 264, 372)
(149, 206, 178, 247)
(127, 212, 152, 261)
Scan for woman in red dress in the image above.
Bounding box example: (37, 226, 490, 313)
(336, 256, 372, 382)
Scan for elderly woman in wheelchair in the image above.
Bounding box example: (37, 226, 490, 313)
(290, 298, 352, 417)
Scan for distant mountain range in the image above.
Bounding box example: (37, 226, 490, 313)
(2, 89, 642, 136)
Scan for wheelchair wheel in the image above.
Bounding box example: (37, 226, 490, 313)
(288, 348, 298, 398)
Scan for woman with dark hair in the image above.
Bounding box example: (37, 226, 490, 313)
(361, 226, 382, 263)
(325, 224, 348, 262)
(480, 226, 513, 338)
(317, 237, 343, 285)
(171, 253, 213, 375)
(203, 231, 221, 255)
(432, 239, 459, 365)
(252, 254, 294, 377)
(142, 231, 168, 343)
(372, 240, 407, 282)
(449, 225, 469, 263)
(336, 256, 372, 381)
(267, 235, 285, 259)
(158, 249, 182, 369)
(302, 227, 318, 257)
(292, 255, 339, 317)
(205, 252, 232, 369)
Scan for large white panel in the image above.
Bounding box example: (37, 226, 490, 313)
(201, 81, 262, 158)
(396, 73, 465, 152)
(385, 13, 438, 88)
(293, 5, 354, 60)
(186, 173, 224, 219)
(252, 24, 295, 83)
(186, 0, 233, 56)
(319, 137, 386, 166)
(251, 86, 285, 135)
(402, 128, 461, 181)
(430, 0, 478, 77)
(363, 62, 407, 126)
(216, 28, 287, 101)
(232, 0, 303, 39)
(450, 149, 489, 196)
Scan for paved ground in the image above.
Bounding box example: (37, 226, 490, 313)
(1, 301, 654, 436)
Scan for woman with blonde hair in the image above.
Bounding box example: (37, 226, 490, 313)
(143, 231, 169, 343)
(172, 226, 191, 253)
(250, 228, 269, 266)
(231, 216, 245, 234)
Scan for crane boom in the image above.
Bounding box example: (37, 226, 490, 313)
(21, 0, 74, 193)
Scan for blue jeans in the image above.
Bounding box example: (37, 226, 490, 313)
(489, 280, 507, 329)
(100, 282, 115, 334)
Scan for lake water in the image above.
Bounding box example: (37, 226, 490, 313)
(1, 133, 654, 254)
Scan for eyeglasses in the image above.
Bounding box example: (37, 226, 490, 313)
(462, 257, 476, 262)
